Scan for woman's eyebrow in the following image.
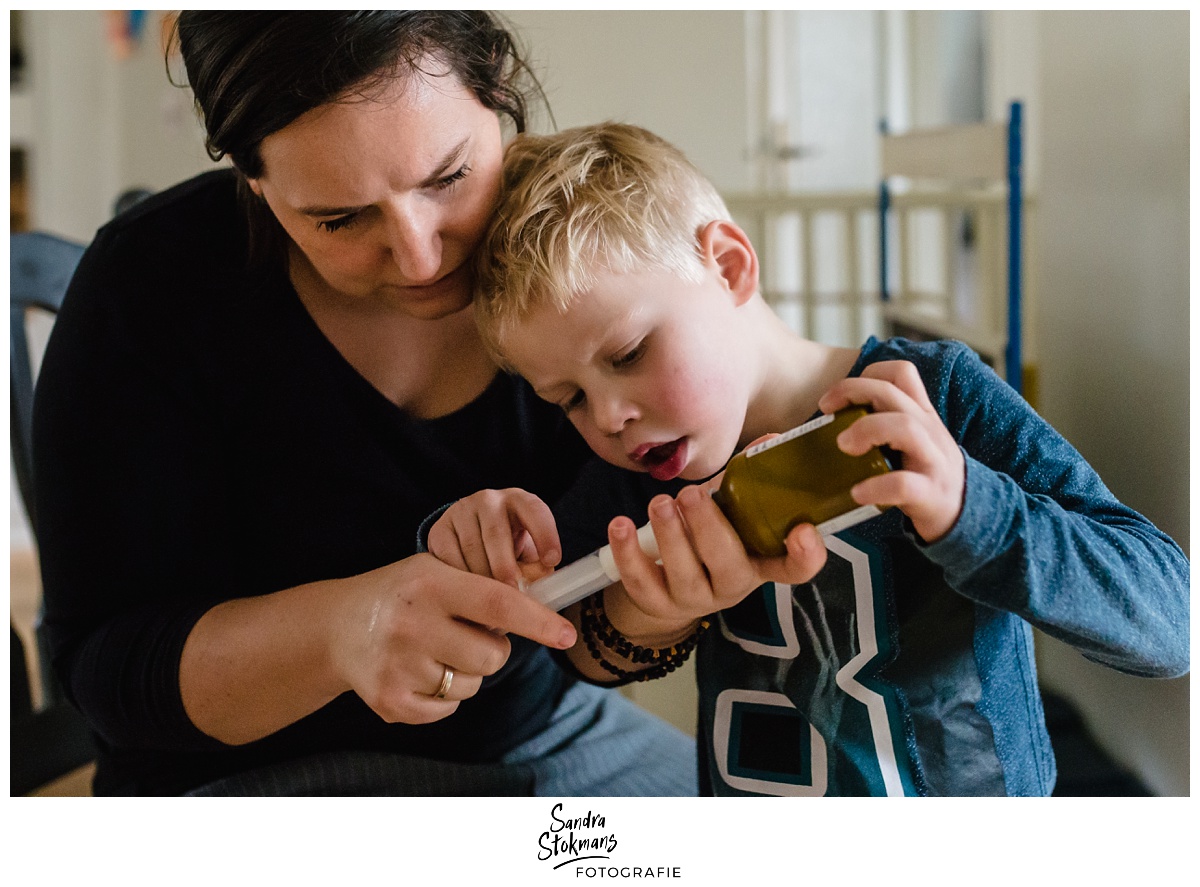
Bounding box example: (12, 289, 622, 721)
(296, 138, 471, 216)
(298, 201, 365, 217)
(417, 137, 470, 187)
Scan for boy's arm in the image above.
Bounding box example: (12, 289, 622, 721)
(925, 448, 1189, 677)
(875, 341, 1189, 678)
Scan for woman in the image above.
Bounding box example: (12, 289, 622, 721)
(33, 11, 696, 796)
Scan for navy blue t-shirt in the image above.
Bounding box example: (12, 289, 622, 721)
(551, 337, 1189, 795)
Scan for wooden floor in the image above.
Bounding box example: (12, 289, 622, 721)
(11, 544, 96, 796)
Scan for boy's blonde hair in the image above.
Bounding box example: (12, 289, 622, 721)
(474, 122, 732, 363)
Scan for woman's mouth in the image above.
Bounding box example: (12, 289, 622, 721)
(388, 264, 473, 315)
(631, 438, 689, 481)
(397, 264, 458, 295)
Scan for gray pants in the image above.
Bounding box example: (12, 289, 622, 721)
(187, 683, 697, 797)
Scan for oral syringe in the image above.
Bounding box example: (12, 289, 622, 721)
(525, 523, 660, 612)
(525, 407, 894, 612)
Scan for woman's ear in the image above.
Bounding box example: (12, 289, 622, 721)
(699, 220, 759, 306)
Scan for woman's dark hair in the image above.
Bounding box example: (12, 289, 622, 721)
(170, 11, 544, 265)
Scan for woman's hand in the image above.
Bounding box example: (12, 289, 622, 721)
(427, 488, 562, 588)
(181, 551, 577, 744)
(818, 359, 965, 543)
(598, 483, 828, 647)
(328, 553, 577, 726)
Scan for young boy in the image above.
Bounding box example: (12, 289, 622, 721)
(427, 122, 1189, 796)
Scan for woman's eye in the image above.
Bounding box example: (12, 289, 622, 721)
(562, 390, 586, 413)
(613, 342, 646, 369)
(316, 213, 362, 234)
(434, 164, 472, 191)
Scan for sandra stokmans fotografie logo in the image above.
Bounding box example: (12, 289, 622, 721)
(537, 803, 683, 879)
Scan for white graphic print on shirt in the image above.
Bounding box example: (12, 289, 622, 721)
(704, 535, 917, 796)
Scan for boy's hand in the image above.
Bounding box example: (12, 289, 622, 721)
(601, 484, 828, 644)
(427, 489, 563, 589)
(817, 359, 965, 543)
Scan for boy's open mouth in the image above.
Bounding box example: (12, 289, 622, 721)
(633, 438, 689, 482)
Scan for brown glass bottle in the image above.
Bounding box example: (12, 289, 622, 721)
(712, 406, 893, 557)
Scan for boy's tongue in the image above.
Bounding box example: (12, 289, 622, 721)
(642, 438, 688, 482)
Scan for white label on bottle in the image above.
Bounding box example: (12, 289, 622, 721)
(815, 504, 882, 537)
(746, 412, 836, 459)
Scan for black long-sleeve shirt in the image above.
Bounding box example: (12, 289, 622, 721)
(33, 169, 592, 795)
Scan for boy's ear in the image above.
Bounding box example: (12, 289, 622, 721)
(699, 220, 759, 306)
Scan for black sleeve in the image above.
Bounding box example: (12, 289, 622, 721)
(34, 222, 239, 752)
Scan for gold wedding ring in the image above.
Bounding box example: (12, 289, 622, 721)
(434, 665, 454, 699)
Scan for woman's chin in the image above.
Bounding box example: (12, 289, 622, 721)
(384, 285, 472, 320)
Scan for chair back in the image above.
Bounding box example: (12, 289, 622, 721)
(10, 231, 86, 531)
(9, 231, 98, 795)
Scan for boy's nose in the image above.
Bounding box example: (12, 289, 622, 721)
(591, 393, 637, 436)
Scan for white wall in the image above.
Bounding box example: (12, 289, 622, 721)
(985, 10, 1040, 188)
(12, 9, 1189, 794)
(1030, 10, 1190, 797)
(503, 10, 752, 192)
(781, 10, 881, 191)
(19, 10, 211, 243)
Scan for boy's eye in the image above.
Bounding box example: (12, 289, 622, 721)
(316, 212, 362, 234)
(434, 164, 472, 191)
(612, 341, 646, 369)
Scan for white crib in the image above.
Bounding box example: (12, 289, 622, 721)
(722, 102, 1037, 403)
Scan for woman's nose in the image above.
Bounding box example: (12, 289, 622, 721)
(384, 203, 442, 283)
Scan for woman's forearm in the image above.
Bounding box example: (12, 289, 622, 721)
(179, 578, 351, 745)
(180, 553, 578, 746)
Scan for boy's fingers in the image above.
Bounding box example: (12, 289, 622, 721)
(513, 531, 540, 564)
(756, 523, 827, 585)
(449, 514, 493, 578)
(607, 515, 669, 613)
(469, 490, 560, 586)
(480, 514, 522, 587)
(819, 375, 916, 417)
(820, 361, 934, 417)
(674, 485, 757, 602)
(517, 559, 556, 586)
(647, 494, 712, 610)
(850, 471, 926, 509)
(836, 410, 933, 461)
(860, 360, 935, 411)
(506, 492, 562, 567)
(428, 521, 470, 573)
